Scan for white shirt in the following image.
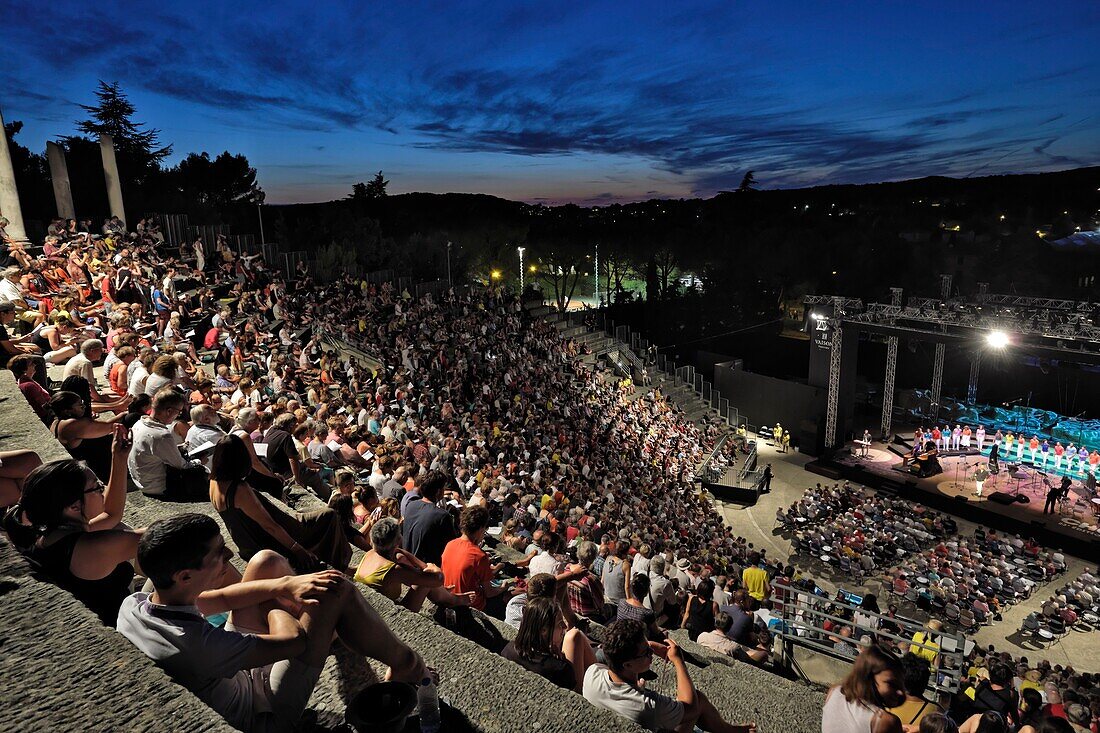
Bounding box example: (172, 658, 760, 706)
(128, 416, 191, 494)
(0, 278, 22, 304)
(117, 594, 262, 732)
(582, 664, 684, 731)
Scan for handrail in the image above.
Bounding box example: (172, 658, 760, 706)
(773, 585, 966, 693)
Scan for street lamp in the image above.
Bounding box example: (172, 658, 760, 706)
(517, 246, 525, 293)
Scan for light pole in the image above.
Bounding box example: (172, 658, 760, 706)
(517, 246, 525, 293)
(594, 241, 600, 306)
(257, 202, 265, 244)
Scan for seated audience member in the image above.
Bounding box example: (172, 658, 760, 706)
(117, 514, 425, 733)
(1, 428, 139, 624)
(821, 645, 907, 733)
(697, 612, 770, 665)
(229, 407, 285, 499)
(403, 470, 458, 566)
(10, 353, 51, 423)
(888, 653, 943, 728)
(501, 595, 597, 693)
(129, 388, 208, 499)
(209, 434, 352, 573)
(62, 339, 109, 402)
(49, 389, 126, 480)
(0, 300, 41, 367)
(441, 505, 510, 613)
(617, 571, 664, 641)
(265, 412, 327, 499)
(956, 712, 1010, 733)
(354, 516, 472, 611)
(566, 540, 607, 624)
(969, 662, 1018, 726)
(682, 577, 717, 641)
(918, 713, 958, 733)
(185, 404, 227, 468)
(0, 449, 42, 510)
(584, 618, 755, 732)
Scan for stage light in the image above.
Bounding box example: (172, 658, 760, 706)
(986, 331, 1010, 348)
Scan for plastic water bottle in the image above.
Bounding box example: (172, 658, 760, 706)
(417, 677, 441, 733)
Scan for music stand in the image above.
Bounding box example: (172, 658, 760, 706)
(949, 455, 968, 492)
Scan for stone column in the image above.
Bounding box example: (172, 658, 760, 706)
(0, 105, 28, 241)
(99, 134, 126, 227)
(46, 141, 75, 220)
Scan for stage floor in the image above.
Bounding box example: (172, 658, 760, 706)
(837, 442, 1100, 542)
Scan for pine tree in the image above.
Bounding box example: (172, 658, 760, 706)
(76, 80, 172, 166)
(364, 171, 388, 198)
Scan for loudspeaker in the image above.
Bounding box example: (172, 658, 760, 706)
(1016, 495, 1030, 504)
(988, 492, 1016, 505)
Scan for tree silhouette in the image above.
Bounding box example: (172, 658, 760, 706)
(76, 81, 172, 166)
(349, 181, 370, 200)
(365, 171, 388, 198)
(737, 170, 757, 192)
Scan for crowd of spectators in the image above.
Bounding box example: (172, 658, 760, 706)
(884, 527, 1066, 633)
(0, 216, 767, 731)
(781, 482, 958, 581)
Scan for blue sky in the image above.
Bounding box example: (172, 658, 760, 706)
(4, 0, 1098, 204)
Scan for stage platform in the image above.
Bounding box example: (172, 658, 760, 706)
(806, 440, 1100, 559)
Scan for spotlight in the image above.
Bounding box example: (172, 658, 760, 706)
(986, 331, 1009, 349)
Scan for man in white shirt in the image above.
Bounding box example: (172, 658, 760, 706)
(129, 389, 207, 498)
(117, 514, 424, 733)
(644, 555, 676, 624)
(583, 618, 753, 732)
(63, 338, 107, 399)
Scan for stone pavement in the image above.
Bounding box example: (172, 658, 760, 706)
(712, 439, 1100, 678)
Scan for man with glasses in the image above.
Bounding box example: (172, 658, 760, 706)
(582, 618, 756, 732)
(128, 388, 208, 499)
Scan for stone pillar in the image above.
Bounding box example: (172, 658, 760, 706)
(46, 141, 75, 220)
(99, 134, 126, 228)
(0, 105, 28, 241)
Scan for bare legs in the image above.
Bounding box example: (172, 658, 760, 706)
(0, 450, 42, 509)
(231, 550, 423, 681)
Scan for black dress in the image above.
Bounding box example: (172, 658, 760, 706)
(684, 592, 716, 641)
(25, 528, 134, 626)
(217, 479, 351, 573)
(500, 642, 575, 690)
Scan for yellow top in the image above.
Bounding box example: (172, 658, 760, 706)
(354, 560, 397, 598)
(910, 631, 940, 663)
(743, 566, 770, 601)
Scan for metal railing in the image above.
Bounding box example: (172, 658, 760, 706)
(774, 585, 966, 693)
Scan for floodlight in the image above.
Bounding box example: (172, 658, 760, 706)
(986, 331, 1009, 348)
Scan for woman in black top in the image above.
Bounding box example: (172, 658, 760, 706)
(682, 578, 717, 641)
(500, 596, 581, 692)
(970, 663, 1018, 727)
(208, 434, 354, 573)
(1, 427, 139, 625)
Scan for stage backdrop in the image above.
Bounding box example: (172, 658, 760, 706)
(712, 363, 828, 455)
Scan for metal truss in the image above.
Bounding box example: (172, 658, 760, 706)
(880, 288, 903, 439)
(966, 350, 982, 405)
(825, 318, 843, 448)
(803, 295, 864, 310)
(850, 307, 1100, 342)
(980, 294, 1082, 310)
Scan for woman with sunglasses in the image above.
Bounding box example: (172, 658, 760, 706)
(1, 425, 140, 625)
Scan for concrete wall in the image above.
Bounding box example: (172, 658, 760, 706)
(714, 363, 826, 447)
(0, 370, 825, 732)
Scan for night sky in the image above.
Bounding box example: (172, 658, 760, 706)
(5, 1, 1098, 204)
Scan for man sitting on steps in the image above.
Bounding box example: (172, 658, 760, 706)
(118, 514, 425, 733)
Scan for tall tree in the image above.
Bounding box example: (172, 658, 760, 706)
(737, 170, 757, 192)
(364, 170, 388, 198)
(173, 151, 264, 211)
(348, 181, 369, 200)
(76, 81, 172, 166)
